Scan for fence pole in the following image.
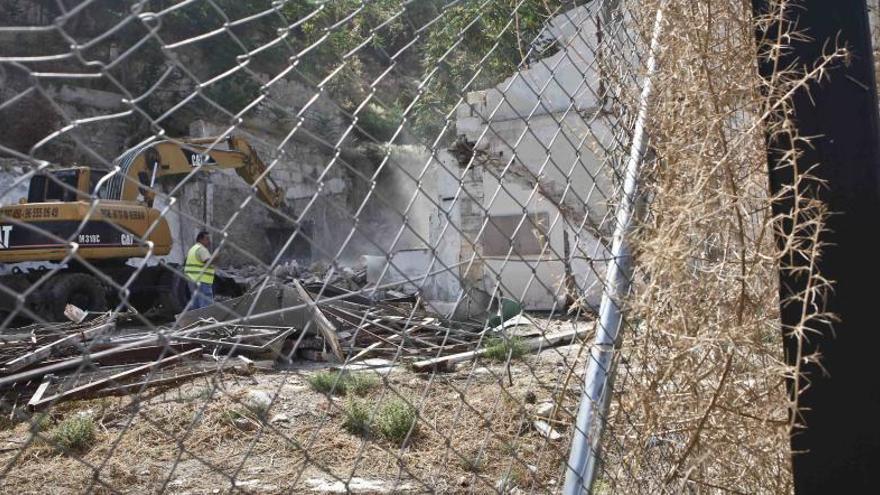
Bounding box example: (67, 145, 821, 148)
(562, 4, 666, 493)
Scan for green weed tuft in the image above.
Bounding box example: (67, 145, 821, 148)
(342, 399, 373, 435)
(377, 398, 418, 442)
(308, 371, 378, 396)
(484, 336, 528, 362)
(51, 415, 96, 452)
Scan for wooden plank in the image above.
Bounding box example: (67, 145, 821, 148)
(291, 280, 344, 362)
(26, 379, 51, 409)
(326, 306, 440, 350)
(347, 341, 382, 363)
(1, 322, 115, 374)
(410, 325, 593, 372)
(29, 348, 202, 410)
(96, 369, 213, 396)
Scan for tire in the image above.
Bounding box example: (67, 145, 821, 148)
(49, 273, 108, 321)
(0, 276, 30, 325)
(0, 276, 30, 313)
(155, 269, 188, 317)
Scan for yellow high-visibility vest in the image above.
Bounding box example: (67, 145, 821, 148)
(184, 243, 215, 284)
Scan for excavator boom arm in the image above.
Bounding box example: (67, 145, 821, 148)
(150, 137, 285, 209)
(109, 136, 286, 210)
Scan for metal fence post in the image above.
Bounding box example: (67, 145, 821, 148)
(563, 5, 666, 493)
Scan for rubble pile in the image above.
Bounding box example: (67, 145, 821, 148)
(0, 312, 265, 412)
(0, 280, 591, 416)
(223, 260, 368, 293)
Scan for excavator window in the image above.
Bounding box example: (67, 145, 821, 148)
(27, 170, 80, 203)
(89, 170, 108, 194)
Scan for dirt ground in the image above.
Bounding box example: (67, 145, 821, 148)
(0, 319, 590, 494)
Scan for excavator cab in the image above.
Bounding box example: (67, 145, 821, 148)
(26, 167, 108, 203)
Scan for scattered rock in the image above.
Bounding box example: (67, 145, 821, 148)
(534, 401, 555, 418)
(270, 413, 290, 423)
(233, 417, 255, 431)
(471, 367, 492, 376)
(305, 477, 416, 493)
(244, 390, 273, 416)
(533, 420, 563, 441)
(235, 479, 279, 491)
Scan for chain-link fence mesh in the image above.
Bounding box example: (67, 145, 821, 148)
(0, 0, 821, 493)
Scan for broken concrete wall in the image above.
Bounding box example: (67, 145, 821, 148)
(450, 3, 618, 311)
(360, 147, 485, 318)
(455, 3, 616, 233)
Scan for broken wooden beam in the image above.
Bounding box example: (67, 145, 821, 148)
(28, 347, 202, 410)
(291, 280, 344, 361)
(410, 325, 593, 372)
(1, 322, 114, 374)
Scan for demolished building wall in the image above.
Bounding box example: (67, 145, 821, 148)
(450, 3, 617, 311)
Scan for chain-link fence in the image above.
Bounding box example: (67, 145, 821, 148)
(0, 0, 808, 493)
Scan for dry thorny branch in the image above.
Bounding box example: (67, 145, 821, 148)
(594, 1, 835, 493)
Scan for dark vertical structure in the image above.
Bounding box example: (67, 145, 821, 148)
(752, 0, 880, 492)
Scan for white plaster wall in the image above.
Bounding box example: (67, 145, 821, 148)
(481, 174, 564, 309)
(450, 4, 617, 311)
(479, 172, 608, 311)
(425, 151, 466, 315)
(456, 4, 602, 123)
(459, 112, 616, 227)
(361, 147, 467, 316)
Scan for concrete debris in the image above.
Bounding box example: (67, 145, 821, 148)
(534, 401, 556, 418)
(223, 260, 367, 293)
(270, 413, 290, 423)
(533, 419, 564, 441)
(63, 304, 88, 323)
(244, 390, 273, 414)
(176, 282, 312, 329)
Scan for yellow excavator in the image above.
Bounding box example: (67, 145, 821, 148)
(0, 135, 285, 321)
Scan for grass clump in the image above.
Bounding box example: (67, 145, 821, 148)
(308, 371, 340, 395)
(342, 399, 373, 435)
(342, 397, 419, 443)
(30, 412, 52, 433)
(308, 371, 378, 396)
(347, 373, 379, 395)
(460, 452, 485, 473)
(50, 415, 96, 452)
(484, 336, 528, 362)
(377, 398, 418, 442)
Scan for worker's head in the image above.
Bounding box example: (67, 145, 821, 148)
(196, 230, 211, 248)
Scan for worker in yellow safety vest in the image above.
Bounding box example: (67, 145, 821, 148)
(185, 231, 215, 309)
